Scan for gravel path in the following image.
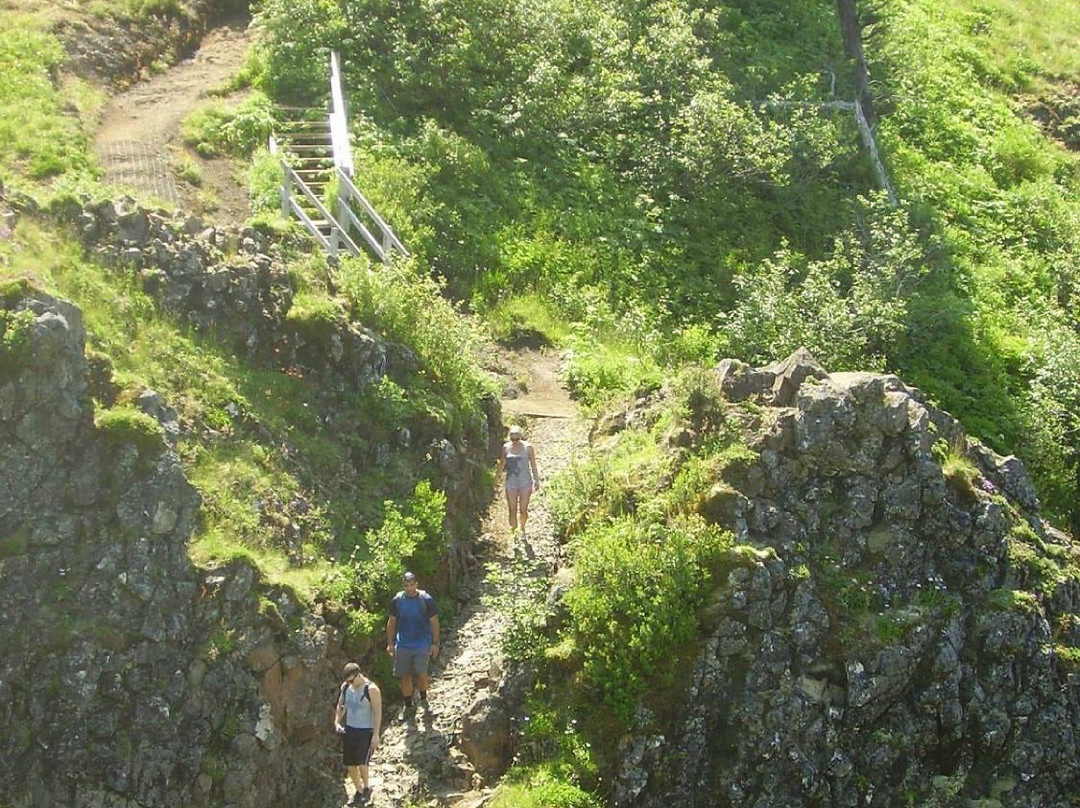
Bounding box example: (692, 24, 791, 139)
(362, 350, 588, 808)
(93, 13, 252, 222)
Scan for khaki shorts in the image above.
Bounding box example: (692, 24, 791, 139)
(393, 645, 431, 677)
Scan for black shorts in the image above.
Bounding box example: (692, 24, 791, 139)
(343, 727, 374, 766)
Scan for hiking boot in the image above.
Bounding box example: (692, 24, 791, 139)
(399, 700, 415, 722)
(359, 787, 372, 804)
(419, 693, 438, 719)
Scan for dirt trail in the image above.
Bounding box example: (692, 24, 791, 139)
(362, 349, 586, 808)
(93, 13, 253, 223)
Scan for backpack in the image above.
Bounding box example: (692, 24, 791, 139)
(337, 681, 370, 708)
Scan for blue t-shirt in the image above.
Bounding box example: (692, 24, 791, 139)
(390, 590, 437, 650)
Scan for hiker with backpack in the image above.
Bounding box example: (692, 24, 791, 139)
(334, 662, 382, 806)
(386, 571, 440, 719)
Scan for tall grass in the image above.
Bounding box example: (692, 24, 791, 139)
(0, 17, 95, 183)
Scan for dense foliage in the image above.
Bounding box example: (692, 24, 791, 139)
(251, 0, 1080, 530)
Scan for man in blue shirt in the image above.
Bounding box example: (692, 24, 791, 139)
(386, 571, 440, 718)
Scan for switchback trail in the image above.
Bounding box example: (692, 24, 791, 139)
(93, 13, 252, 222)
(363, 348, 587, 808)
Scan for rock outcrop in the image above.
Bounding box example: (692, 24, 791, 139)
(0, 182, 501, 807)
(53, 196, 499, 520)
(614, 351, 1080, 808)
(0, 287, 348, 808)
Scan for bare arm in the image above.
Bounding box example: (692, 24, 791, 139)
(334, 690, 345, 732)
(430, 614, 441, 657)
(369, 684, 382, 747)
(386, 615, 397, 655)
(528, 443, 540, 489)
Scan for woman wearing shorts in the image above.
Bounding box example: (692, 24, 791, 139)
(499, 424, 541, 534)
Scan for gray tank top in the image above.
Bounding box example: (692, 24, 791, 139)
(342, 683, 374, 729)
(504, 442, 533, 488)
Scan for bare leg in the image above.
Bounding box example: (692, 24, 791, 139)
(399, 675, 413, 699)
(518, 489, 533, 533)
(359, 764, 370, 789)
(417, 672, 430, 693)
(505, 489, 520, 531)
(347, 764, 363, 792)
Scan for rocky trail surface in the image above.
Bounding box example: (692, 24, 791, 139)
(363, 348, 585, 808)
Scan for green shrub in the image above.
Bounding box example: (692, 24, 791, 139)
(337, 257, 497, 427)
(0, 307, 36, 376)
(350, 480, 447, 608)
(986, 588, 1040, 613)
(182, 94, 275, 159)
(493, 762, 601, 808)
(940, 442, 981, 500)
(285, 291, 341, 342)
(562, 336, 662, 411)
(247, 146, 286, 215)
(563, 513, 730, 722)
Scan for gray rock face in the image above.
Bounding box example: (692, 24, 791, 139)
(54, 197, 496, 508)
(0, 290, 347, 808)
(614, 350, 1080, 808)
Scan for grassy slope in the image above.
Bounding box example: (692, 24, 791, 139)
(871, 0, 1080, 522)
(0, 0, 496, 634)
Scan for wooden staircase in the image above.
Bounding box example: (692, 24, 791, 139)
(270, 54, 408, 262)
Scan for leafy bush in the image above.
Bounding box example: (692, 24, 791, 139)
(247, 146, 286, 215)
(720, 192, 927, 370)
(563, 513, 730, 722)
(337, 257, 497, 428)
(491, 767, 601, 808)
(182, 93, 276, 158)
(0, 307, 36, 375)
(349, 480, 447, 607)
(252, 0, 345, 101)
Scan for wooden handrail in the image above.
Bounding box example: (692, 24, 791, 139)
(336, 167, 410, 258)
(279, 158, 362, 257)
(329, 52, 354, 177)
(270, 54, 408, 262)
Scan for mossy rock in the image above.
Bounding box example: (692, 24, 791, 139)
(285, 292, 342, 343)
(96, 405, 166, 459)
(0, 276, 41, 307)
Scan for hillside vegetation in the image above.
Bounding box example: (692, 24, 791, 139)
(251, 0, 1080, 533)
(3, 0, 1080, 805)
(0, 0, 498, 653)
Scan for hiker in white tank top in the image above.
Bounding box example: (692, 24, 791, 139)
(498, 424, 541, 534)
